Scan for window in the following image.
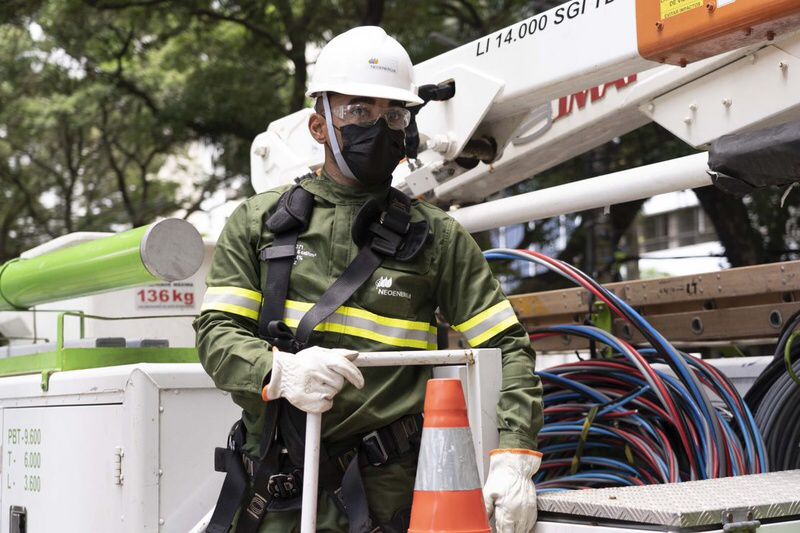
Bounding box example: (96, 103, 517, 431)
(640, 207, 716, 252)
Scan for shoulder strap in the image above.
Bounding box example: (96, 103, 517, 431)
(231, 187, 422, 533)
(257, 183, 315, 349)
(293, 188, 412, 346)
(206, 181, 316, 533)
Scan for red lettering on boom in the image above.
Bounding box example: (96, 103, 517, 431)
(554, 74, 638, 121)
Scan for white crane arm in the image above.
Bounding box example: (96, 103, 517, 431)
(251, 0, 800, 202)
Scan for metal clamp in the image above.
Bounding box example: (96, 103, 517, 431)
(267, 471, 301, 500)
(722, 509, 761, 532)
(362, 430, 389, 466)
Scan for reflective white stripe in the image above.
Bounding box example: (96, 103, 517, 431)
(283, 306, 435, 348)
(454, 300, 520, 347)
(201, 286, 262, 320)
(200, 288, 436, 348)
(414, 428, 482, 491)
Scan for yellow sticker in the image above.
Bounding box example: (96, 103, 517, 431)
(660, 0, 704, 19)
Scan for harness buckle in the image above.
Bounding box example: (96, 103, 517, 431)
(266, 320, 305, 353)
(267, 471, 301, 499)
(245, 493, 269, 519)
(362, 430, 390, 466)
(401, 415, 419, 438)
(336, 448, 357, 472)
(379, 211, 410, 234)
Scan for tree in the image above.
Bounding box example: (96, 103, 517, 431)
(0, 22, 233, 260)
(0, 0, 541, 262)
(1, 0, 797, 274)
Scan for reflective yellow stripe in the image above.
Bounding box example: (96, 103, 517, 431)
(201, 291, 436, 346)
(201, 301, 260, 321)
(285, 300, 314, 312)
(468, 315, 519, 347)
(283, 317, 436, 350)
(338, 305, 433, 333)
(205, 286, 262, 303)
(285, 299, 434, 335)
(454, 300, 520, 347)
(453, 300, 513, 333)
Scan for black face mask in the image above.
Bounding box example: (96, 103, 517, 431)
(337, 120, 406, 186)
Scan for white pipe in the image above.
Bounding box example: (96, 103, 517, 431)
(191, 349, 480, 533)
(300, 412, 323, 533)
(298, 349, 476, 533)
(450, 152, 712, 233)
(352, 349, 474, 367)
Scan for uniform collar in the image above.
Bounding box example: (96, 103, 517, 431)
(301, 171, 390, 205)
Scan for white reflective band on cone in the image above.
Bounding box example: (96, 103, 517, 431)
(414, 427, 482, 491)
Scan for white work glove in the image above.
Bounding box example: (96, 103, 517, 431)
(261, 346, 364, 413)
(483, 449, 542, 533)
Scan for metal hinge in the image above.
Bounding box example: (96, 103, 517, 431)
(113, 446, 124, 485)
(722, 509, 761, 532)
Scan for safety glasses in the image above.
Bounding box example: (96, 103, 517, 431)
(330, 102, 411, 131)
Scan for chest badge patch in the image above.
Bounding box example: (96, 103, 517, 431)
(375, 276, 411, 300)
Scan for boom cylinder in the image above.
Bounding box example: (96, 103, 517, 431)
(0, 219, 204, 311)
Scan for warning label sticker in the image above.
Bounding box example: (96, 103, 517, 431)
(660, 0, 704, 19)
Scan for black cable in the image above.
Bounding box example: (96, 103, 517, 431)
(746, 337, 800, 471)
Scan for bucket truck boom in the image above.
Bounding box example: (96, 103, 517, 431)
(251, 0, 800, 206)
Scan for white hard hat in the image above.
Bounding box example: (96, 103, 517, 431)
(307, 26, 423, 105)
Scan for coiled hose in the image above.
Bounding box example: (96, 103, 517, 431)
(484, 249, 766, 492)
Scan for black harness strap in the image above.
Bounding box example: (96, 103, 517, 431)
(234, 183, 316, 533)
(210, 183, 426, 533)
(207, 182, 314, 533)
(256, 183, 315, 348)
(294, 189, 412, 347)
(294, 247, 382, 346)
(207, 423, 248, 533)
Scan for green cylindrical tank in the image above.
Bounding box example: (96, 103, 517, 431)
(0, 219, 204, 311)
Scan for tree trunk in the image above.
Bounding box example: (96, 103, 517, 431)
(289, 51, 308, 112)
(361, 0, 384, 25)
(693, 185, 764, 266)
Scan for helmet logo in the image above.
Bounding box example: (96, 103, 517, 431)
(376, 276, 393, 289)
(367, 57, 398, 74)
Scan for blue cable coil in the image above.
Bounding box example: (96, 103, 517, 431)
(484, 249, 767, 491)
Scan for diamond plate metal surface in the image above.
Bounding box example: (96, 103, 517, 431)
(537, 470, 800, 527)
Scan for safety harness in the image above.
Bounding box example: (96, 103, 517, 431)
(208, 177, 430, 533)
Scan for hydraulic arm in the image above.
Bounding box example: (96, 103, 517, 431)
(251, 0, 800, 200)
(0, 219, 204, 311)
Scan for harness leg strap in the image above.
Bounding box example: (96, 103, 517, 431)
(207, 425, 249, 533)
(339, 452, 374, 533)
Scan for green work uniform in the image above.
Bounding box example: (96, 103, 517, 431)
(194, 174, 543, 532)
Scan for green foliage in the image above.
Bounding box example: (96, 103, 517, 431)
(0, 0, 797, 276)
(0, 0, 543, 261)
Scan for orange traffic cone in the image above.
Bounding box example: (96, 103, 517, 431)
(408, 379, 491, 533)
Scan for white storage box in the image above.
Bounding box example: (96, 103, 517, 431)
(0, 363, 239, 532)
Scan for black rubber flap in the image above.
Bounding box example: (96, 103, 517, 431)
(708, 120, 800, 196)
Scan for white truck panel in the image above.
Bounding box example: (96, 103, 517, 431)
(2, 405, 124, 532)
(0, 363, 240, 533)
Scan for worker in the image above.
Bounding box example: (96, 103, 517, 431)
(195, 26, 543, 533)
